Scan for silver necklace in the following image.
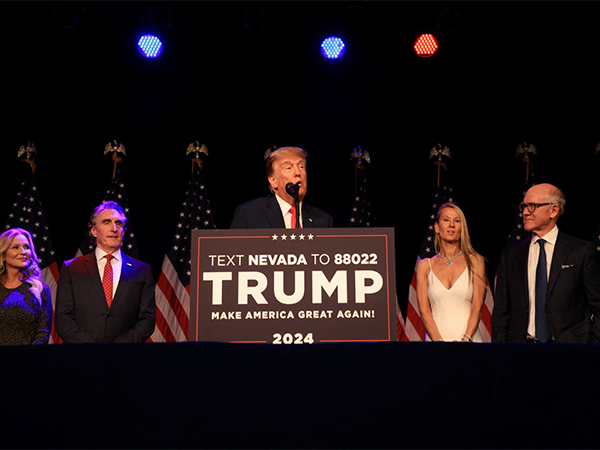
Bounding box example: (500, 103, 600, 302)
(438, 251, 462, 265)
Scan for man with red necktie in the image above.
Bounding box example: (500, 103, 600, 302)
(55, 201, 156, 343)
(230, 146, 333, 229)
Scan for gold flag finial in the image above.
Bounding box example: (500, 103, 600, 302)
(17, 142, 38, 173)
(515, 141, 536, 184)
(104, 140, 126, 179)
(429, 143, 451, 186)
(186, 141, 209, 172)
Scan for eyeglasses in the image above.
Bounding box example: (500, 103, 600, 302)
(519, 202, 555, 213)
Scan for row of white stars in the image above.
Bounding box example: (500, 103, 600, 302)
(272, 233, 314, 241)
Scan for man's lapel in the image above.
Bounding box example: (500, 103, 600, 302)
(548, 231, 569, 296)
(266, 195, 286, 228)
(516, 235, 532, 305)
(83, 253, 108, 306)
(112, 253, 132, 309)
(301, 204, 315, 228)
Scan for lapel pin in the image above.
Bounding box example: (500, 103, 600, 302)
(127, 263, 133, 267)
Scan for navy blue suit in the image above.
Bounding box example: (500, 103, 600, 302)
(230, 195, 333, 229)
(492, 231, 600, 343)
(55, 251, 156, 343)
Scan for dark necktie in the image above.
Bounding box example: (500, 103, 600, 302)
(535, 239, 551, 342)
(103, 254, 114, 308)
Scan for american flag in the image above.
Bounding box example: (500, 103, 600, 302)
(344, 148, 406, 337)
(493, 182, 534, 290)
(504, 185, 531, 245)
(505, 144, 536, 247)
(345, 148, 408, 339)
(4, 161, 62, 344)
(401, 180, 494, 342)
(347, 159, 375, 227)
(149, 165, 217, 342)
(76, 164, 139, 258)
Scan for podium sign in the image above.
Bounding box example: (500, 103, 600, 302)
(190, 228, 397, 343)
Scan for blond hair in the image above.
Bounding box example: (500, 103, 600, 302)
(0, 228, 44, 305)
(434, 202, 485, 283)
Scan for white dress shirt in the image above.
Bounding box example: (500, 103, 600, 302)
(527, 225, 558, 338)
(274, 194, 303, 229)
(95, 247, 123, 298)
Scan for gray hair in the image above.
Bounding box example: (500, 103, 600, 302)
(89, 201, 128, 229)
(549, 186, 566, 218)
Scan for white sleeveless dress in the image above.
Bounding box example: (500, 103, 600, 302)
(426, 258, 483, 342)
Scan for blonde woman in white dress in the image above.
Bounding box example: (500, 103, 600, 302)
(416, 202, 487, 342)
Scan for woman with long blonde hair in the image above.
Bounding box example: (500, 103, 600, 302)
(0, 228, 52, 345)
(416, 203, 487, 342)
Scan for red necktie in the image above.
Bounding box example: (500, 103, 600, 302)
(290, 205, 301, 228)
(103, 254, 114, 308)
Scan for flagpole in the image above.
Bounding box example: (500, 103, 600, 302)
(516, 141, 537, 185)
(104, 140, 127, 180)
(429, 143, 449, 187)
(187, 141, 209, 173)
(10, 142, 62, 344)
(150, 141, 216, 343)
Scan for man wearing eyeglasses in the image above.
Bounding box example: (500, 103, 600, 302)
(492, 183, 600, 343)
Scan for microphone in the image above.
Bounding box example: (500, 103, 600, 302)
(285, 182, 301, 229)
(285, 182, 299, 198)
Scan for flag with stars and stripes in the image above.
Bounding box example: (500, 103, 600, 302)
(76, 164, 139, 258)
(401, 180, 494, 342)
(149, 166, 217, 342)
(4, 162, 62, 344)
(347, 165, 375, 227)
(502, 147, 536, 249)
(344, 158, 406, 335)
(493, 181, 534, 293)
(504, 182, 536, 246)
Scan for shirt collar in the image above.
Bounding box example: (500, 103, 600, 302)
(531, 225, 558, 247)
(95, 246, 122, 262)
(274, 192, 302, 214)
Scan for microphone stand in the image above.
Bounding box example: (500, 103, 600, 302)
(285, 182, 301, 229)
(294, 192, 300, 229)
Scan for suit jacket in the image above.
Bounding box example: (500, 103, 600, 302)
(492, 231, 600, 343)
(55, 251, 156, 343)
(230, 195, 333, 229)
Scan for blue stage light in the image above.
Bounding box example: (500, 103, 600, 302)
(137, 34, 163, 58)
(320, 37, 346, 59)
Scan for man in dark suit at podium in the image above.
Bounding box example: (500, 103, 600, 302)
(492, 183, 600, 343)
(55, 201, 156, 343)
(230, 146, 333, 229)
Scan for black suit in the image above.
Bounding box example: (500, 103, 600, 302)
(55, 251, 156, 343)
(230, 195, 333, 229)
(492, 231, 600, 343)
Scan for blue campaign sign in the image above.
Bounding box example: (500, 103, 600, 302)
(190, 228, 397, 343)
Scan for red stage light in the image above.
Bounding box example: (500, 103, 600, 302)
(414, 33, 439, 58)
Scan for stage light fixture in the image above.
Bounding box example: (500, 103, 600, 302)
(137, 34, 163, 58)
(414, 33, 439, 58)
(320, 37, 346, 60)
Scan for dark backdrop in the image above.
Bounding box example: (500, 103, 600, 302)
(2, 1, 600, 309)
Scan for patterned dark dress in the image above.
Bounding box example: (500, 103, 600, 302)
(0, 282, 52, 345)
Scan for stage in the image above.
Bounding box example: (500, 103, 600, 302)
(3, 341, 598, 449)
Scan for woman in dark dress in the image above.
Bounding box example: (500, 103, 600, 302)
(0, 228, 52, 345)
